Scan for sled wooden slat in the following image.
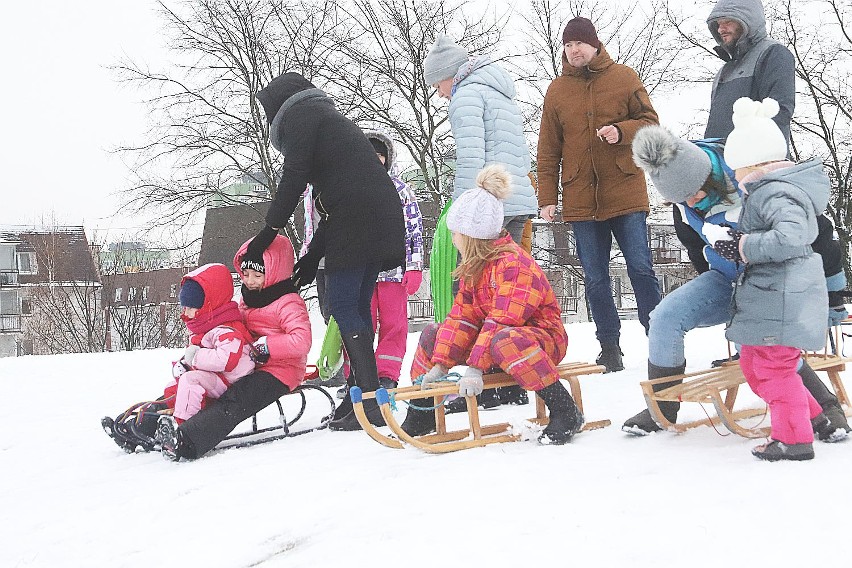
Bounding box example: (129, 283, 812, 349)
(641, 343, 852, 437)
(354, 362, 607, 453)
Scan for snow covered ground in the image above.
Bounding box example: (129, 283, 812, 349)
(2, 319, 850, 568)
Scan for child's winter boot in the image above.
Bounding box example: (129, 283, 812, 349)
(622, 361, 686, 435)
(497, 384, 529, 406)
(596, 342, 624, 373)
(537, 380, 584, 445)
(798, 361, 850, 441)
(752, 440, 815, 461)
(400, 398, 437, 436)
(812, 412, 849, 443)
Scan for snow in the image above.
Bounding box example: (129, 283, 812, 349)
(2, 319, 850, 568)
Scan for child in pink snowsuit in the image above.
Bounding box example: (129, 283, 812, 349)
(365, 131, 424, 388)
(168, 263, 255, 422)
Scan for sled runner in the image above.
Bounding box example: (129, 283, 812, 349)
(351, 362, 608, 453)
(429, 202, 457, 323)
(641, 338, 852, 438)
(102, 366, 336, 453)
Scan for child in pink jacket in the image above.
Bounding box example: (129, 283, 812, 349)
(168, 263, 256, 422)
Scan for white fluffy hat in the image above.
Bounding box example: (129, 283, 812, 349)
(723, 97, 789, 170)
(446, 164, 512, 240)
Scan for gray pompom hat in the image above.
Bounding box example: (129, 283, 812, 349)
(632, 125, 712, 203)
(424, 34, 469, 85)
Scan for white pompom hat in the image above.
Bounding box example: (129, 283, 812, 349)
(723, 97, 789, 170)
(446, 164, 512, 240)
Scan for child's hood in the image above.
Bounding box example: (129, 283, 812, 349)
(181, 263, 235, 315)
(363, 129, 396, 172)
(234, 234, 295, 288)
(751, 159, 830, 216)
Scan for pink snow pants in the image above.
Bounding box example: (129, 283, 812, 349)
(410, 322, 563, 391)
(739, 345, 822, 444)
(370, 281, 409, 381)
(172, 370, 229, 422)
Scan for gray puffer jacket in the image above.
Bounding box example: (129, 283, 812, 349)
(726, 160, 829, 350)
(705, 0, 795, 144)
(448, 56, 538, 217)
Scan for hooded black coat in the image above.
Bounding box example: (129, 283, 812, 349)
(256, 72, 405, 272)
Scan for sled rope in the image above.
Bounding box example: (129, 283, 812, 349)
(386, 372, 462, 411)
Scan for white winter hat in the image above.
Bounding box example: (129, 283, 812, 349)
(723, 97, 789, 170)
(446, 165, 512, 240)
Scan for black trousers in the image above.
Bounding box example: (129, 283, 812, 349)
(179, 371, 290, 458)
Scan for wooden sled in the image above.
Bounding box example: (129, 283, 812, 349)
(641, 335, 852, 438)
(351, 362, 608, 453)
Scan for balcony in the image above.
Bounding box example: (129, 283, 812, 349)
(0, 314, 22, 333)
(0, 271, 19, 286)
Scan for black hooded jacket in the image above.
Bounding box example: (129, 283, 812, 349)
(256, 72, 405, 272)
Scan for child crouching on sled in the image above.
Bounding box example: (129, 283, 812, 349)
(712, 97, 832, 461)
(398, 164, 583, 445)
(156, 234, 312, 460)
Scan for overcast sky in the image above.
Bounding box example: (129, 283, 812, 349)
(0, 0, 165, 238)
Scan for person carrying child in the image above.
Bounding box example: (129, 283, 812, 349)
(155, 234, 312, 460)
(711, 97, 831, 461)
(397, 165, 583, 445)
(166, 263, 256, 423)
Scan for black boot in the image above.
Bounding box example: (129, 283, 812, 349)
(622, 361, 686, 436)
(537, 381, 584, 445)
(798, 361, 851, 439)
(332, 377, 355, 421)
(400, 397, 437, 436)
(328, 398, 386, 431)
(497, 384, 529, 406)
(596, 342, 624, 373)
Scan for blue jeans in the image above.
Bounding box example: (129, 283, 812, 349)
(647, 269, 734, 368)
(571, 212, 661, 344)
(325, 262, 382, 335)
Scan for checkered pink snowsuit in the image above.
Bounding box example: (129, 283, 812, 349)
(411, 235, 568, 391)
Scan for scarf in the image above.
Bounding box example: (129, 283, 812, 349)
(183, 301, 253, 344)
(241, 278, 299, 309)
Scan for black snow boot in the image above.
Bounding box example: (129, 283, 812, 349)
(328, 398, 386, 431)
(621, 361, 686, 436)
(400, 397, 437, 437)
(596, 342, 624, 373)
(154, 416, 196, 461)
(497, 384, 529, 406)
(537, 380, 584, 445)
(332, 377, 355, 421)
(798, 361, 851, 440)
(752, 440, 814, 462)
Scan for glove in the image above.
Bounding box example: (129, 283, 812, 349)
(402, 270, 422, 296)
(251, 336, 270, 365)
(243, 225, 278, 268)
(712, 229, 745, 262)
(182, 345, 200, 367)
(702, 223, 733, 245)
(828, 290, 848, 326)
(172, 360, 189, 378)
(419, 364, 448, 389)
(292, 222, 326, 288)
(458, 367, 484, 397)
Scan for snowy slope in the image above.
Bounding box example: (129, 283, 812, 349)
(1, 320, 850, 568)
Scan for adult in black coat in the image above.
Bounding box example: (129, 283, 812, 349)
(245, 72, 405, 431)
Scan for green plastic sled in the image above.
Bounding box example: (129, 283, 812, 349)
(317, 316, 344, 380)
(430, 202, 458, 323)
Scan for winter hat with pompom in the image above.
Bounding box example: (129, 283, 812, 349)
(632, 125, 712, 203)
(446, 164, 512, 240)
(724, 97, 788, 170)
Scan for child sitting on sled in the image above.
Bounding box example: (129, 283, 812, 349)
(710, 97, 832, 461)
(155, 233, 312, 460)
(166, 263, 256, 423)
(398, 164, 583, 445)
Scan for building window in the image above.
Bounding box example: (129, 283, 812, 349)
(17, 252, 37, 275)
(142, 286, 150, 301)
(170, 284, 177, 298)
(114, 288, 123, 302)
(21, 298, 31, 315)
(128, 287, 136, 302)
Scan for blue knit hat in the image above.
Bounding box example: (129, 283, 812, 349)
(179, 279, 205, 309)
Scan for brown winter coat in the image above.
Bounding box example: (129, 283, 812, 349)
(537, 45, 658, 222)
